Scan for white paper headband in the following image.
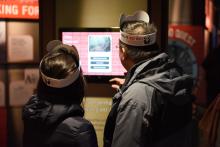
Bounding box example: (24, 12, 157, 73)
(119, 10, 157, 46)
(40, 66, 80, 88)
(120, 31, 156, 46)
(40, 40, 81, 88)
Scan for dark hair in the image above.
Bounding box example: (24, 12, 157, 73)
(120, 21, 161, 63)
(37, 47, 86, 105)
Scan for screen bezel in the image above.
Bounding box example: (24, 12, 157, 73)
(59, 27, 125, 83)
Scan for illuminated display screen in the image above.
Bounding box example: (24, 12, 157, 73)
(60, 28, 126, 79)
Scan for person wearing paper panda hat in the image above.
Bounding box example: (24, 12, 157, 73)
(22, 40, 98, 147)
(104, 10, 194, 147)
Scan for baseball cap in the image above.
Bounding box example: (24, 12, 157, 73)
(119, 10, 157, 46)
(40, 40, 80, 88)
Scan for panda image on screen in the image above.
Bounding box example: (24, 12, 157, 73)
(88, 35, 112, 73)
(89, 35, 111, 52)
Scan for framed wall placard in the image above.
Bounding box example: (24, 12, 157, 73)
(7, 22, 39, 63)
(0, 81, 5, 107)
(9, 68, 39, 106)
(84, 97, 112, 147)
(8, 35, 34, 62)
(0, 69, 6, 107)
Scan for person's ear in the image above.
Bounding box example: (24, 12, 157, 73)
(120, 47, 127, 61)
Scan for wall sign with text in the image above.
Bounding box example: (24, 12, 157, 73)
(0, 0, 39, 19)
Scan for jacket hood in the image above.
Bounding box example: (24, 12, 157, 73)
(22, 95, 84, 130)
(129, 53, 194, 105)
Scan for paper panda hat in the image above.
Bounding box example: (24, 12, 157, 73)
(119, 10, 157, 46)
(40, 40, 80, 88)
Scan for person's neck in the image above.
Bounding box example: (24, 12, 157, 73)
(125, 58, 135, 71)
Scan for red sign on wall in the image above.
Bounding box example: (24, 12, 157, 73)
(168, 25, 206, 105)
(0, 0, 39, 19)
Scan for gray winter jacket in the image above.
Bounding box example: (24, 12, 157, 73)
(104, 53, 194, 147)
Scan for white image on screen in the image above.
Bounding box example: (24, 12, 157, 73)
(88, 35, 112, 73)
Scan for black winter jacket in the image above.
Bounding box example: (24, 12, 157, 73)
(22, 95, 98, 147)
(104, 53, 195, 147)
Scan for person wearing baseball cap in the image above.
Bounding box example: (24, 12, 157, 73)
(104, 10, 194, 147)
(22, 40, 98, 147)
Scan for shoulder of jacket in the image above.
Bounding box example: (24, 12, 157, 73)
(127, 81, 154, 91)
(118, 82, 155, 112)
(57, 116, 94, 135)
(46, 117, 97, 147)
(122, 82, 155, 102)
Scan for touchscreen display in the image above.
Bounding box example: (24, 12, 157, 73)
(61, 28, 126, 77)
